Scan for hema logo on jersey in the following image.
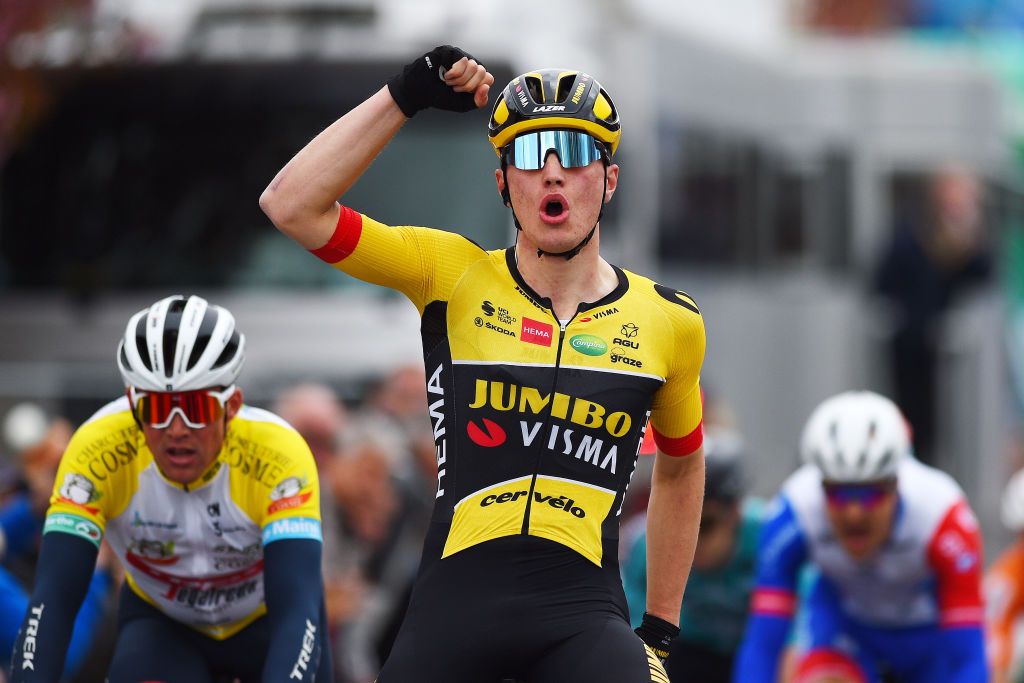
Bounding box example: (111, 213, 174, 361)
(261, 517, 322, 544)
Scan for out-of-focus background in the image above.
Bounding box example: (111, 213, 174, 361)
(1, 0, 1024, 679)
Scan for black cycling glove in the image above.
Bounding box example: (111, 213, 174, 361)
(387, 45, 482, 117)
(634, 612, 679, 662)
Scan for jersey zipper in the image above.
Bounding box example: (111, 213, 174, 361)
(520, 317, 570, 535)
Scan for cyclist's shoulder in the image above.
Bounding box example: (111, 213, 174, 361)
(897, 458, 966, 523)
(623, 268, 702, 319)
(225, 405, 317, 473)
(361, 211, 493, 258)
(62, 396, 140, 463)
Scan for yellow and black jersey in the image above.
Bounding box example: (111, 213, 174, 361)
(313, 207, 705, 570)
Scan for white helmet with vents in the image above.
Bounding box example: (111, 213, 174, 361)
(800, 391, 910, 483)
(1001, 468, 1024, 532)
(117, 295, 246, 392)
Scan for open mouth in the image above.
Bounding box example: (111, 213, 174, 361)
(539, 194, 569, 224)
(165, 447, 197, 465)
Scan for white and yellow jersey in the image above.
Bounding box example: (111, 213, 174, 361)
(44, 397, 322, 639)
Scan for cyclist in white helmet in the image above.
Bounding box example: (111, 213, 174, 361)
(735, 390, 987, 683)
(985, 468, 1024, 683)
(9, 295, 331, 683)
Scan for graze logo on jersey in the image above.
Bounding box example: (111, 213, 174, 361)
(610, 346, 643, 368)
(267, 475, 313, 515)
(468, 380, 632, 474)
(426, 363, 448, 499)
(481, 488, 586, 518)
(57, 473, 102, 512)
(569, 334, 608, 356)
(467, 418, 507, 447)
(654, 283, 700, 314)
(521, 318, 553, 346)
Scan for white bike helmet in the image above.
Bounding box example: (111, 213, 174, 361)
(800, 391, 910, 482)
(1001, 468, 1024, 532)
(117, 295, 245, 391)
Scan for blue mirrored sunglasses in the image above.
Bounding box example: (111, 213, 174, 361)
(503, 130, 606, 171)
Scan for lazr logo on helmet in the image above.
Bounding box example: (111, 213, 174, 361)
(532, 105, 566, 113)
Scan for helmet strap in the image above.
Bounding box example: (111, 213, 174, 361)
(502, 162, 608, 262)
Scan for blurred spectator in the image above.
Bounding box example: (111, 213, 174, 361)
(622, 429, 764, 683)
(0, 402, 117, 680)
(873, 166, 992, 464)
(985, 467, 1024, 683)
(801, 0, 903, 34)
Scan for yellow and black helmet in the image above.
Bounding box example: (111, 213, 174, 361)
(488, 69, 621, 157)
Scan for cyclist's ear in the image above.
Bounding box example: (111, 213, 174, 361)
(226, 388, 244, 422)
(495, 169, 510, 207)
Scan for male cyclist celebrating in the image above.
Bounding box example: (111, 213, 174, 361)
(261, 46, 707, 682)
(9, 295, 330, 683)
(734, 391, 987, 683)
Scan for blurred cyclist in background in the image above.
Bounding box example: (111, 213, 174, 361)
(985, 467, 1024, 683)
(623, 428, 764, 683)
(734, 390, 987, 683)
(262, 44, 707, 682)
(9, 294, 331, 683)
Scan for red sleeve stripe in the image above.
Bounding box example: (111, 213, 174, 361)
(652, 421, 703, 457)
(750, 588, 797, 617)
(310, 205, 363, 263)
(940, 606, 985, 627)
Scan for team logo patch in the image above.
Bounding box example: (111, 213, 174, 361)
(520, 318, 553, 346)
(44, 513, 102, 547)
(569, 334, 608, 356)
(57, 473, 102, 512)
(467, 419, 507, 447)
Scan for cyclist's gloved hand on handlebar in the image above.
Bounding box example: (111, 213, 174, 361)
(387, 45, 490, 117)
(634, 612, 679, 663)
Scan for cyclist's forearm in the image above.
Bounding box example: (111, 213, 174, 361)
(644, 447, 704, 624)
(262, 538, 327, 682)
(260, 86, 407, 249)
(9, 533, 97, 682)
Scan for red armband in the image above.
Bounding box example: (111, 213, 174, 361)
(652, 421, 703, 457)
(310, 205, 362, 263)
